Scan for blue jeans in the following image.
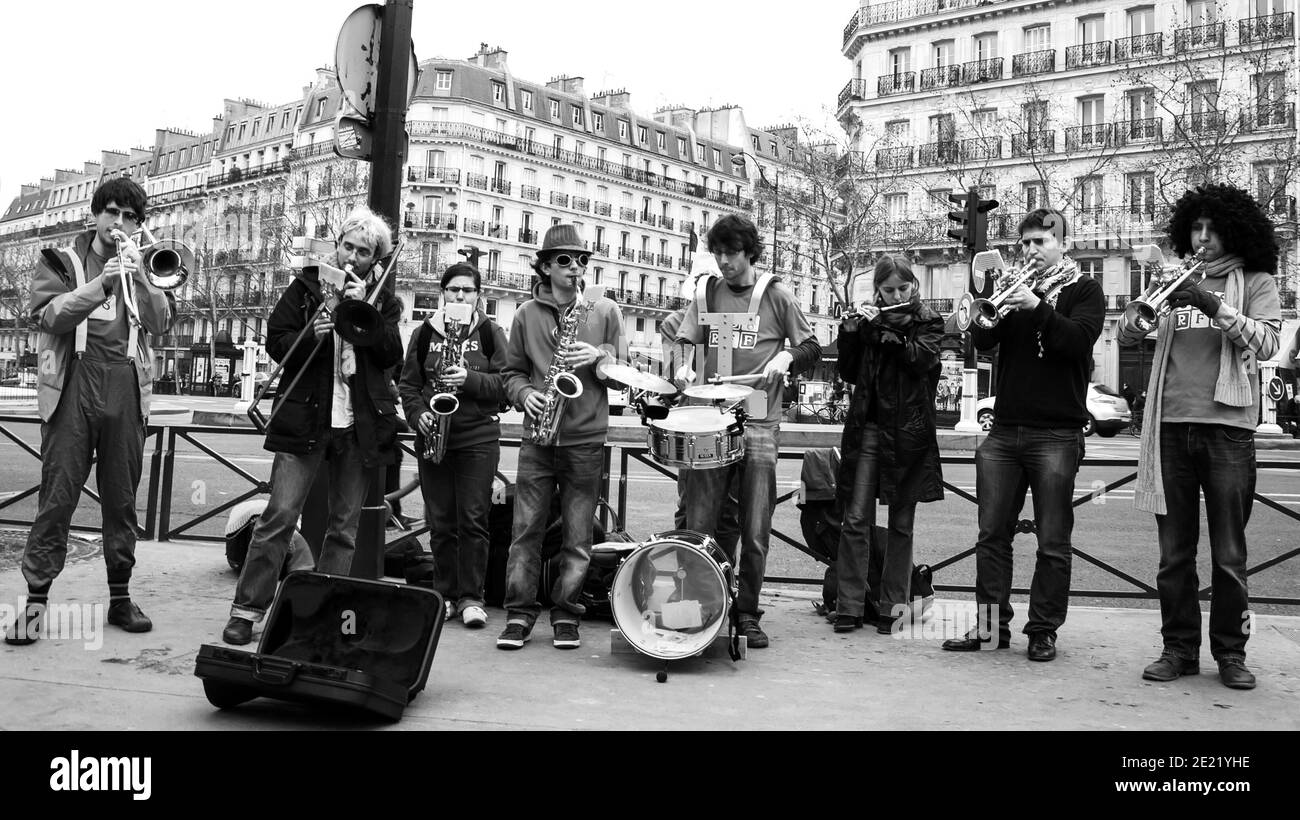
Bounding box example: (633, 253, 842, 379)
(419, 440, 499, 613)
(1155, 423, 1255, 661)
(836, 424, 918, 617)
(681, 424, 779, 619)
(504, 442, 604, 626)
(231, 427, 371, 621)
(974, 425, 1084, 636)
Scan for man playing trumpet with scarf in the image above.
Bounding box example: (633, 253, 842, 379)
(1119, 184, 1282, 690)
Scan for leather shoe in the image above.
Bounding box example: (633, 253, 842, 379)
(738, 618, 769, 649)
(1217, 656, 1256, 690)
(222, 617, 253, 646)
(107, 600, 153, 633)
(833, 614, 862, 633)
(3, 604, 45, 646)
(1142, 652, 1200, 681)
(942, 627, 1010, 652)
(1027, 632, 1057, 662)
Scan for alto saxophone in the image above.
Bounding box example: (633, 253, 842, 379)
(423, 303, 474, 463)
(526, 286, 603, 446)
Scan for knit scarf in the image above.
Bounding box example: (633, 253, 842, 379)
(1134, 255, 1247, 514)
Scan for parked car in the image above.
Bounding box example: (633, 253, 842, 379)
(608, 385, 629, 416)
(977, 382, 1132, 437)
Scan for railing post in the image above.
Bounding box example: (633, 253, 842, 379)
(142, 427, 163, 540)
(157, 427, 177, 542)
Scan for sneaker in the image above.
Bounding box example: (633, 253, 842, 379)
(1141, 652, 1200, 682)
(3, 603, 46, 646)
(553, 622, 581, 649)
(222, 617, 254, 646)
(738, 618, 769, 649)
(1217, 656, 1256, 690)
(107, 600, 153, 633)
(462, 605, 488, 628)
(443, 600, 457, 621)
(496, 621, 532, 650)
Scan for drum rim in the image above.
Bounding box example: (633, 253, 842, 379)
(609, 536, 732, 661)
(651, 405, 731, 433)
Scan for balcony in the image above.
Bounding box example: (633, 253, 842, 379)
(491, 178, 512, 195)
(618, 248, 635, 261)
(1173, 22, 1225, 53)
(594, 202, 612, 216)
(1175, 111, 1227, 137)
(1114, 32, 1162, 60)
(594, 243, 610, 257)
(639, 211, 656, 225)
(918, 141, 959, 167)
(961, 57, 1002, 84)
(877, 73, 915, 97)
(1065, 41, 1111, 70)
(486, 222, 508, 239)
(637, 250, 655, 264)
(404, 211, 457, 232)
(656, 254, 674, 269)
(677, 258, 690, 270)
(463, 218, 485, 236)
(838, 79, 867, 109)
(619, 207, 638, 222)
(960, 136, 1002, 162)
(572, 196, 590, 212)
(1115, 118, 1162, 145)
(1011, 130, 1055, 157)
(1243, 102, 1295, 132)
(518, 228, 538, 244)
(406, 166, 461, 185)
(1012, 49, 1055, 78)
(658, 215, 675, 230)
(842, 9, 860, 46)
(521, 185, 540, 202)
(1239, 12, 1294, 44)
(920, 65, 963, 91)
(875, 146, 914, 170)
(465, 172, 489, 190)
(681, 220, 695, 235)
(550, 192, 569, 207)
(207, 160, 291, 187)
(1065, 123, 1114, 151)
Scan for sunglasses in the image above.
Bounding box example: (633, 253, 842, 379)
(548, 252, 590, 268)
(443, 286, 478, 294)
(104, 206, 141, 223)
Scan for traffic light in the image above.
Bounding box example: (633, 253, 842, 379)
(946, 191, 970, 247)
(947, 188, 999, 251)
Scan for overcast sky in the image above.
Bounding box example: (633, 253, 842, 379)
(0, 0, 852, 208)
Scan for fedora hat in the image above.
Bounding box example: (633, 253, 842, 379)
(538, 224, 587, 255)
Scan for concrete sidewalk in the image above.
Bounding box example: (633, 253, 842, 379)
(1, 537, 1298, 731)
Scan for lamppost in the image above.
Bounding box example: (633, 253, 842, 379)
(731, 152, 781, 275)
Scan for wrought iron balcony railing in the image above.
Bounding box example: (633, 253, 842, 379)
(877, 73, 915, 96)
(1011, 49, 1055, 77)
(1011, 130, 1056, 156)
(1066, 41, 1112, 70)
(1113, 32, 1162, 60)
(1173, 22, 1225, 53)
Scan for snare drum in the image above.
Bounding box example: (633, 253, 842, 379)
(610, 530, 735, 660)
(647, 406, 744, 470)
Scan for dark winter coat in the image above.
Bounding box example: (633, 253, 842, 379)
(262, 268, 404, 466)
(835, 300, 945, 506)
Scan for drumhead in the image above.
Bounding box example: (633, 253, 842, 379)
(610, 533, 731, 661)
(653, 406, 729, 433)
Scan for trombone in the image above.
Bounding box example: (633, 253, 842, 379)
(110, 224, 193, 327)
(1122, 246, 1209, 334)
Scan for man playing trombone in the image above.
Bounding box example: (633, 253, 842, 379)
(222, 206, 404, 646)
(942, 208, 1103, 661)
(1119, 184, 1282, 690)
(6, 178, 174, 645)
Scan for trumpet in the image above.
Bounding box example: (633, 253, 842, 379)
(1122, 247, 1209, 334)
(957, 254, 1051, 331)
(110, 225, 193, 327)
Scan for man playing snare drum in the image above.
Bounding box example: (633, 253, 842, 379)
(672, 215, 820, 648)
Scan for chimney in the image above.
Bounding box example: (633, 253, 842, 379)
(546, 75, 584, 95)
(21, 184, 38, 197)
(39, 177, 54, 192)
(594, 89, 630, 109)
(82, 161, 102, 176)
(316, 66, 335, 88)
(655, 106, 695, 128)
(484, 47, 509, 71)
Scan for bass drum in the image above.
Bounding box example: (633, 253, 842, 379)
(609, 530, 735, 660)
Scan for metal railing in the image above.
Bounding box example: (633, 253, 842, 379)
(1173, 21, 1225, 53)
(961, 57, 1002, 84)
(920, 65, 963, 91)
(1239, 12, 1293, 44)
(838, 78, 867, 109)
(876, 146, 914, 170)
(1065, 41, 1111, 70)
(1114, 32, 1162, 60)
(877, 73, 914, 97)
(1012, 49, 1055, 77)
(1065, 123, 1114, 151)
(1011, 130, 1055, 156)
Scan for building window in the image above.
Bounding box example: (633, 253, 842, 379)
(546, 99, 557, 119)
(522, 90, 534, 111)
(572, 106, 584, 126)
(885, 193, 908, 221)
(252, 119, 261, 137)
(1024, 24, 1051, 50)
(435, 71, 452, 90)
(638, 125, 648, 144)
(974, 32, 998, 60)
(712, 148, 722, 167)
(1254, 162, 1289, 213)
(933, 39, 954, 68)
(1127, 172, 1155, 213)
(656, 132, 666, 151)
(695, 143, 704, 162)
(678, 137, 688, 157)
(1022, 180, 1047, 211)
(315, 98, 327, 119)
(492, 82, 504, 102)
(618, 120, 629, 140)
(1127, 6, 1155, 37)
(1077, 259, 1103, 281)
(1078, 14, 1105, 44)
(593, 113, 603, 131)
(887, 46, 911, 74)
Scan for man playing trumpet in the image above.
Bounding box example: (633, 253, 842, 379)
(942, 209, 1104, 661)
(6, 178, 173, 645)
(1119, 184, 1282, 690)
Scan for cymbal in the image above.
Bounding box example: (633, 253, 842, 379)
(600, 362, 676, 394)
(683, 383, 752, 401)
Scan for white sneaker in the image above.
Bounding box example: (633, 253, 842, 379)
(462, 605, 488, 628)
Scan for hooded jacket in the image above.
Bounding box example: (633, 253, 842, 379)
(398, 307, 509, 451)
(502, 280, 625, 446)
(262, 267, 404, 466)
(28, 229, 173, 422)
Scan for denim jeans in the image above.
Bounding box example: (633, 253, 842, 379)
(1155, 423, 1255, 661)
(675, 470, 741, 557)
(681, 424, 779, 619)
(503, 442, 604, 626)
(974, 425, 1083, 636)
(835, 424, 918, 618)
(419, 440, 499, 613)
(231, 427, 371, 621)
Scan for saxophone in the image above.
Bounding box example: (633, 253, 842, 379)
(526, 286, 604, 446)
(423, 303, 474, 463)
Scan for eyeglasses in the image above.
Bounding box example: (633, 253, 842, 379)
(549, 252, 590, 268)
(443, 286, 478, 294)
(104, 206, 141, 223)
